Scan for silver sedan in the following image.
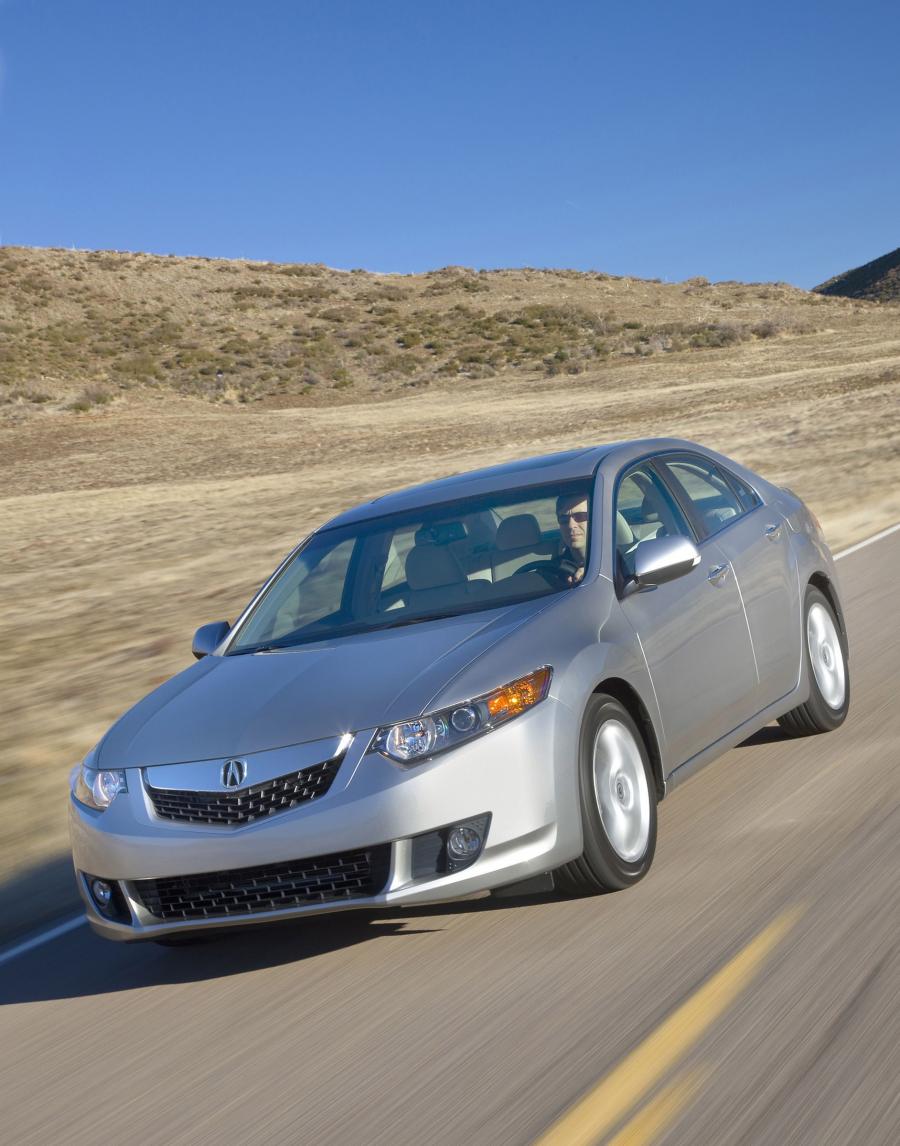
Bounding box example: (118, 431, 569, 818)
(69, 438, 849, 942)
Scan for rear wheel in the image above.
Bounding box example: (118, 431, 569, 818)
(778, 586, 849, 736)
(556, 694, 657, 895)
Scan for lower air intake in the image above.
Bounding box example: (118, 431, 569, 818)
(132, 846, 391, 921)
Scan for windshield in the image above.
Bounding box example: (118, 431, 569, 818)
(227, 479, 594, 653)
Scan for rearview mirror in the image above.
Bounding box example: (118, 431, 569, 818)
(192, 621, 231, 660)
(627, 536, 700, 594)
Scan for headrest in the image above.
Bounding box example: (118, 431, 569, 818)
(414, 521, 467, 546)
(405, 544, 465, 591)
(496, 513, 541, 551)
(616, 511, 634, 547)
(640, 489, 665, 522)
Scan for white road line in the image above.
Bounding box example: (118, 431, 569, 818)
(834, 521, 900, 560)
(2, 519, 897, 969)
(0, 914, 86, 968)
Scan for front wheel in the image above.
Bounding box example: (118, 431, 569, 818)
(555, 694, 657, 895)
(778, 586, 849, 736)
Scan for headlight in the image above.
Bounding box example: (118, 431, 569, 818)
(373, 666, 552, 764)
(71, 763, 128, 811)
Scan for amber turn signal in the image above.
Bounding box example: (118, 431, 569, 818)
(486, 667, 552, 720)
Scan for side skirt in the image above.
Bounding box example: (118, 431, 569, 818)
(664, 678, 809, 794)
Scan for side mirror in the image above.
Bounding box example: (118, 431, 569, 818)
(626, 536, 700, 595)
(192, 621, 231, 660)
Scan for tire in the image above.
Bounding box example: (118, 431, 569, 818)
(555, 694, 658, 895)
(777, 586, 849, 736)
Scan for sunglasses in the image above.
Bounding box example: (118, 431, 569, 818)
(557, 511, 589, 524)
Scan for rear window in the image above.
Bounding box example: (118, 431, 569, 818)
(658, 454, 745, 537)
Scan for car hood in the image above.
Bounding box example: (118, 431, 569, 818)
(97, 600, 553, 768)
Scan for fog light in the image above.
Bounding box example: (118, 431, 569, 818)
(91, 879, 112, 909)
(447, 824, 483, 864)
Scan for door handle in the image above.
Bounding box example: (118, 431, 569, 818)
(707, 562, 730, 585)
(764, 522, 782, 541)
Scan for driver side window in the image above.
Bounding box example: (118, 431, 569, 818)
(615, 464, 692, 578)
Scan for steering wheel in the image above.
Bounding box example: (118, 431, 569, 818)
(513, 559, 570, 585)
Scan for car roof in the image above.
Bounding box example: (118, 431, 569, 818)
(321, 437, 728, 529)
(322, 446, 605, 528)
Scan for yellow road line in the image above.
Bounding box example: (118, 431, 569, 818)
(534, 907, 803, 1146)
(607, 1069, 706, 1146)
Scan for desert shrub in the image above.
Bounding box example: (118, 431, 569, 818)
(688, 323, 742, 348)
(382, 353, 418, 376)
(277, 264, 325, 277)
(232, 286, 275, 302)
(85, 254, 121, 270)
(220, 337, 254, 354)
(2, 383, 52, 405)
(377, 284, 409, 301)
(116, 354, 162, 380)
(462, 363, 496, 379)
(750, 320, 780, 339)
(68, 385, 112, 411)
(281, 285, 337, 303)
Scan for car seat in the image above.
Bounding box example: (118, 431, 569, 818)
(405, 543, 492, 612)
(492, 513, 555, 581)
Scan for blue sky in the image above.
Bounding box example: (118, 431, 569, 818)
(0, 0, 897, 287)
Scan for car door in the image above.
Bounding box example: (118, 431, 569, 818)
(615, 461, 759, 770)
(657, 453, 799, 707)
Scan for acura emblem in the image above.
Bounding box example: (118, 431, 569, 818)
(222, 759, 247, 788)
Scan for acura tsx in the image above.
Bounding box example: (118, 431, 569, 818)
(69, 438, 849, 941)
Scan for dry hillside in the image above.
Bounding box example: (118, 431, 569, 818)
(0, 244, 883, 420)
(1, 245, 899, 937)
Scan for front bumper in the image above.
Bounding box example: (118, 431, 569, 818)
(70, 697, 581, 941)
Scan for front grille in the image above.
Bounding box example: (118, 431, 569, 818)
(145, 757, 341, 826)
(132, 846, 392, 921)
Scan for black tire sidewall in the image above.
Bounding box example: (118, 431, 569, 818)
(576, 694, 657, 890)
(802, 587, 850, 730)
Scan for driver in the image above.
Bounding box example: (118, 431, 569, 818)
(554, 493, 590, 584)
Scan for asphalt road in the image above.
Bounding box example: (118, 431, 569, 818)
(2, 531, 898, 1145)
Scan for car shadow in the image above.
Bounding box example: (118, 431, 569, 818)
(0, 891, 560, 1006)
(736, 724, 792, 749)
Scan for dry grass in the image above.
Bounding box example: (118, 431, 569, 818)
(1, 245, 886, 414)
(1, 246, 899, 911)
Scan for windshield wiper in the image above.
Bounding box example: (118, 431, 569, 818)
(380, 611, 458, 628)
(227, 640, 299, 656)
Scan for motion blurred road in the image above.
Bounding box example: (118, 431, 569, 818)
(2, 533, 897, 1145)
